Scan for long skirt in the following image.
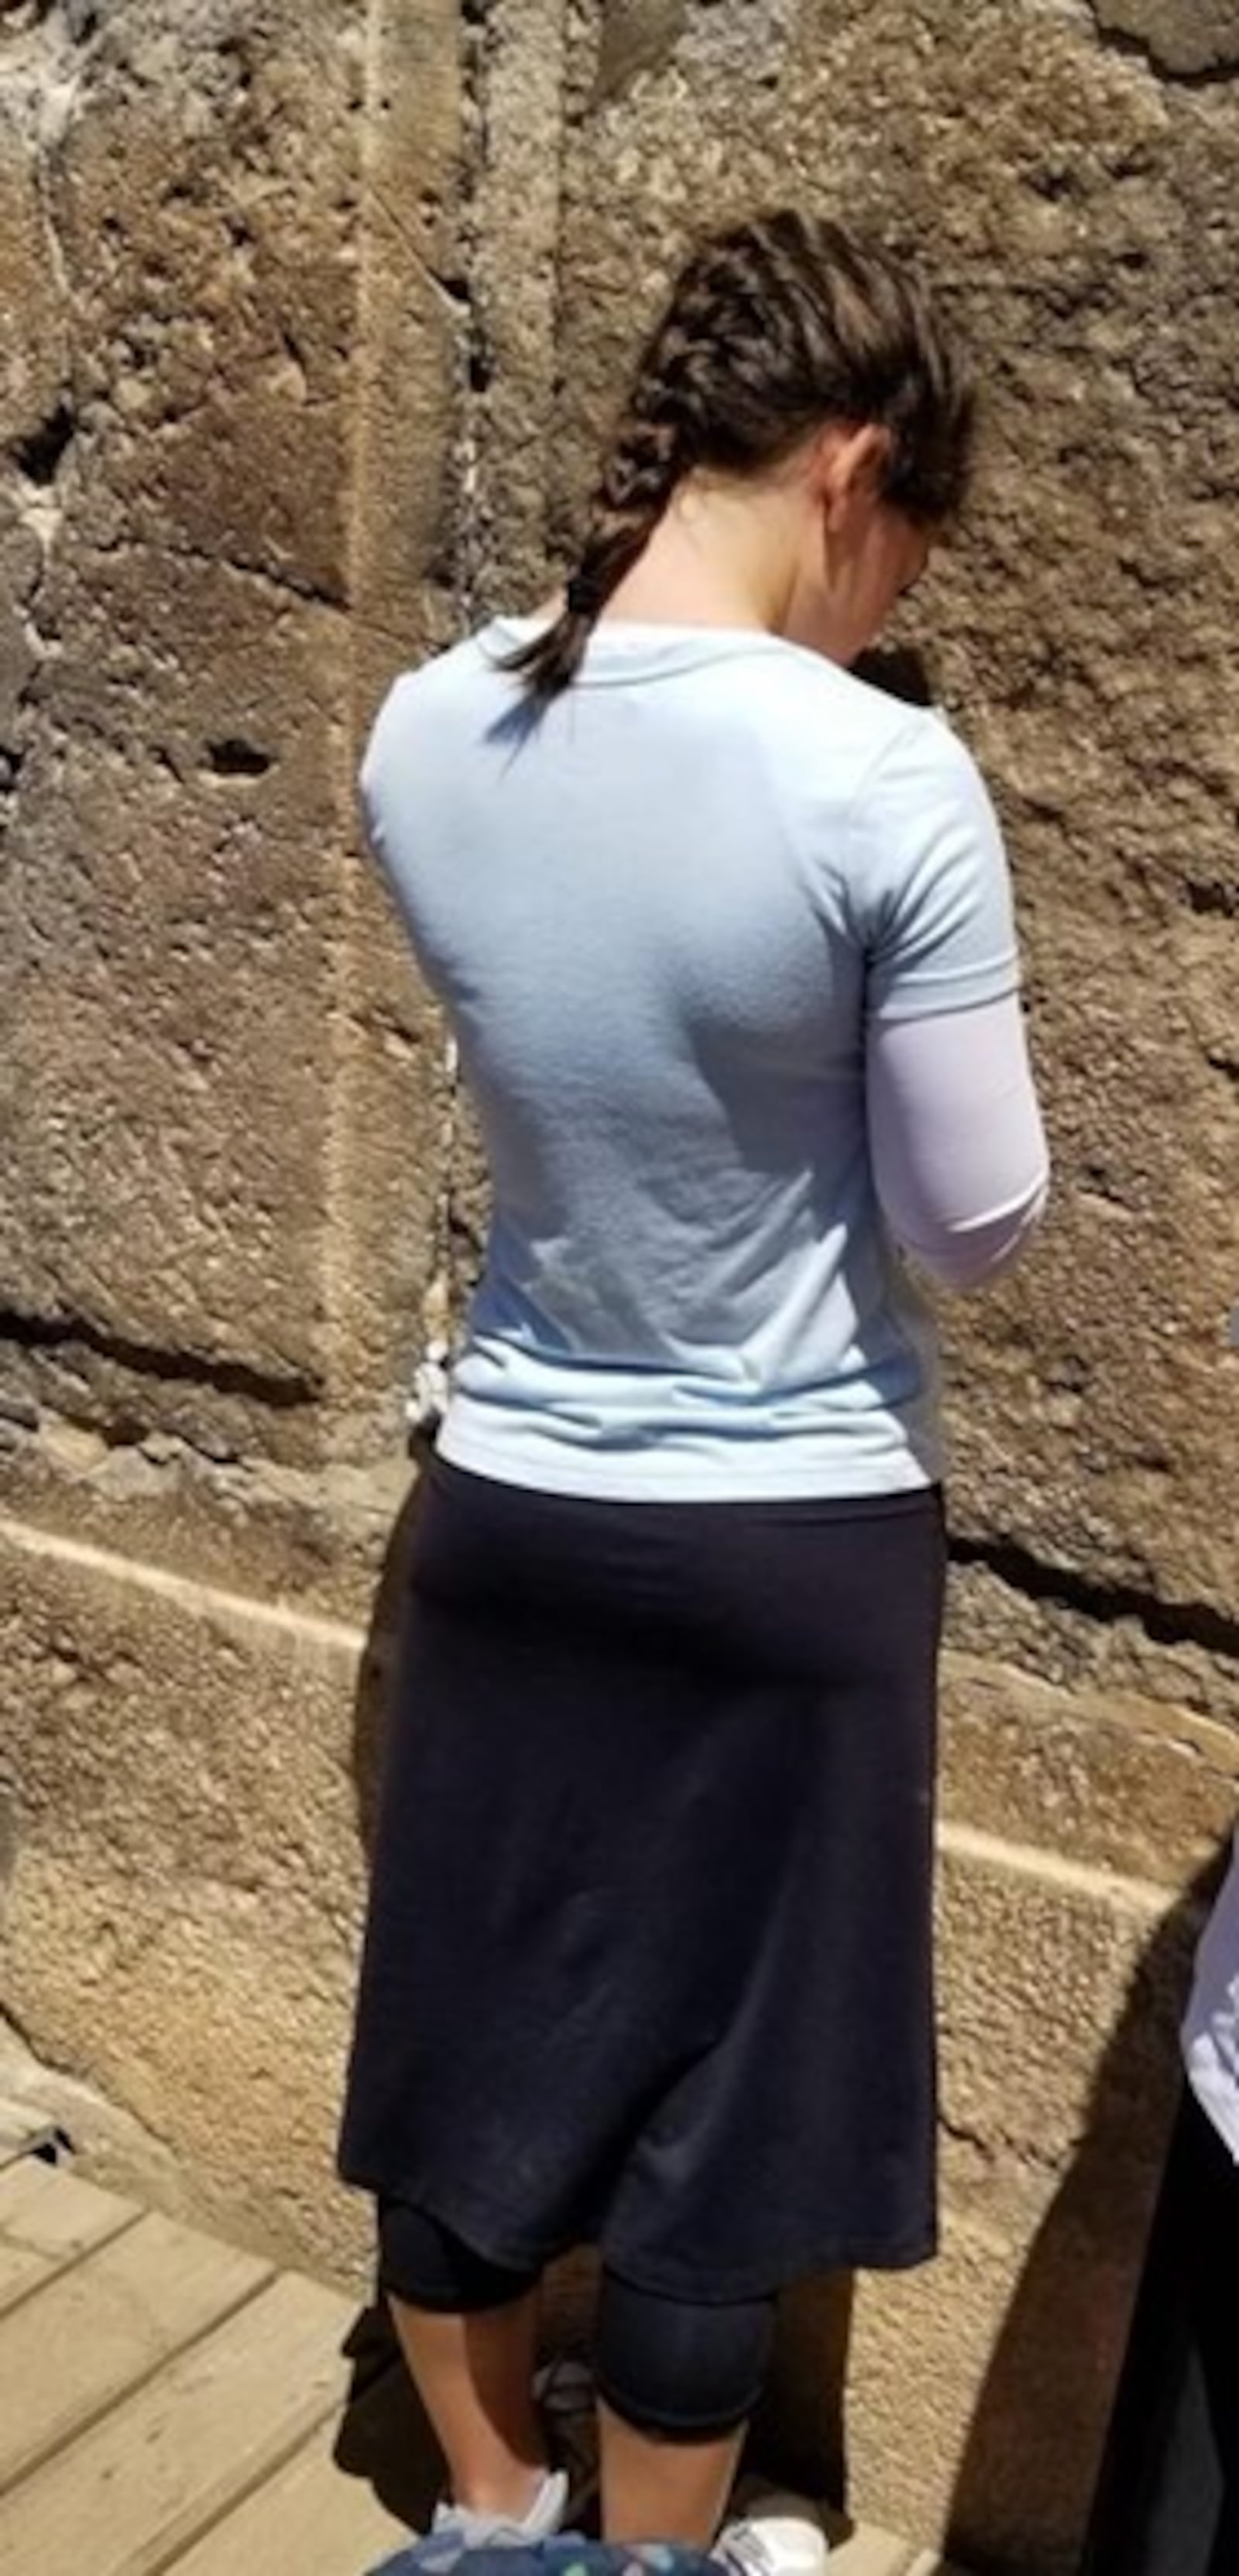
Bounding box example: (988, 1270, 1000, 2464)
(339, 1455, 946, 2300)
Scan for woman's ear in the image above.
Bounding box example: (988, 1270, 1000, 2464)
(812, 422, 891, 527)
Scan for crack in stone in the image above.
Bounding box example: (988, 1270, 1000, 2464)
(77, 528, 348, 613)
(0, 1303, 319, 1413)
(202, 734, 276, 779)
(1183, 875, 1237, 920)
(11, 391, 75, 485)
(950, 1533, 1239, 1667)
(161, 537, 347, 614)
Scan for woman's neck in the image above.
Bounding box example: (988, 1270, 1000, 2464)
(603, 477, 802, 634)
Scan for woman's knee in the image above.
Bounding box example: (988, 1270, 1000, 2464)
(377, 2198, 541, 2314)
(596, 2269, 776, 2439)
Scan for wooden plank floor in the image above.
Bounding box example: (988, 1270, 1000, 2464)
(0, 2157, 963, 2576)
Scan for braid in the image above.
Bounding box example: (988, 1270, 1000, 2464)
(578, 403, 685, 607)
(506, 208, 974, 705)
(504, 320, 698, 705)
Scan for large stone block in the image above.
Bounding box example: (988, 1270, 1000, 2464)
(847, 2194, 1147, 2576)
(946, 1551, 1239, 1737)
(2, 547, 343, 1410)
(940, 1653, 1238, 1888)
(0, 1406, 410, 1626)
(773, 1835, 1193, 2574)
(0, 1512, 371, 2279)
(0, 0, 465, 1479)
(0, 1, 371, 1463)
(937, 1832, 1186, 2189)
(55, 1, 359, 599)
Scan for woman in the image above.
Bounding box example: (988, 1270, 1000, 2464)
(1081, 1836, 1239, 2574)
(340, 209, 1049, 2573)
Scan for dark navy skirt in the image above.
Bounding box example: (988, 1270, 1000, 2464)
(339, 1455, 946, 2300)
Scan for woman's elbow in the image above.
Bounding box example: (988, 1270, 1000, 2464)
(904, 1169, 1051, 1294)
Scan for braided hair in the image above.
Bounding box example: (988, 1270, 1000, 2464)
(506, 208, 975, 704)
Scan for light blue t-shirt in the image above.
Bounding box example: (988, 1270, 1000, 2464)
(361, 620, 1021, 1499)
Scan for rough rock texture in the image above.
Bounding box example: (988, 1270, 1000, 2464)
(0, 6, 1237, 2576)
(0, 2, 366, 1467)
(1093, 0, 1239, 78)
(0, 1513, 372, 2279)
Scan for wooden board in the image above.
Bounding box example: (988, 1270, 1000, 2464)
(163, 2411, 410, 2576)
(0, 2161, 138, 2319)
(0, 2207, 273, 2488)
(0, 2271, 355, 2576)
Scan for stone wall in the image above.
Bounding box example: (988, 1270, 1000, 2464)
(0, 5, 1235, 2572)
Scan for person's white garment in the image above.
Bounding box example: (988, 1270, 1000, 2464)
(362, 617, 1048, 1500)
(1182, 1830, 1239, 2161)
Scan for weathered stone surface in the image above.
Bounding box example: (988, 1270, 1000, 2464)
(57, 8, 359, 598)
(0, 1401, 409, 1623)
(0, 1, 366, 1462)
(848, 2197, 1145, 2576)
(937, 1836, 1188, 2188)
(947, 1554, 1239, 1731)
(762, 1842, 1193, 2573)
(940, 1654, 1238, 1887)
(0, 1516, 372, 2279)
(1092, 0, 1239, 78)
(0, 98, 70, 463)
(3, 547, 341, 1413)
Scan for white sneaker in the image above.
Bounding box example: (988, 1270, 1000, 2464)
(369, 2468, 570, 2572)
(715, 2490, 831, 2576)
(430, 2467, 569, 2549)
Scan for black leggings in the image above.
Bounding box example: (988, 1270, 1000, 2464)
(379, 2200, 775, 2440)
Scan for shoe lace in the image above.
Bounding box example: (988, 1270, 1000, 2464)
(718, 2526, 775, 2576)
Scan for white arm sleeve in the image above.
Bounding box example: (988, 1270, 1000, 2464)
(868, 994, 1050, 1291)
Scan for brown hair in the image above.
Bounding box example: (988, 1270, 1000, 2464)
(507, 208, 976, 704)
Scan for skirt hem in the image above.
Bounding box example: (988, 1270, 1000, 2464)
(338, 2166, 937, 2300)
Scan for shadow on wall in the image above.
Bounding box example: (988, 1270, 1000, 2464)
(762, 1858, 1227, 2574)
(942, 1850, 1228, 2576)
(851, 643, 936, 706)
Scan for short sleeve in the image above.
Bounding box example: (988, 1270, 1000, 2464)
(849, 713, 1021, 1025)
